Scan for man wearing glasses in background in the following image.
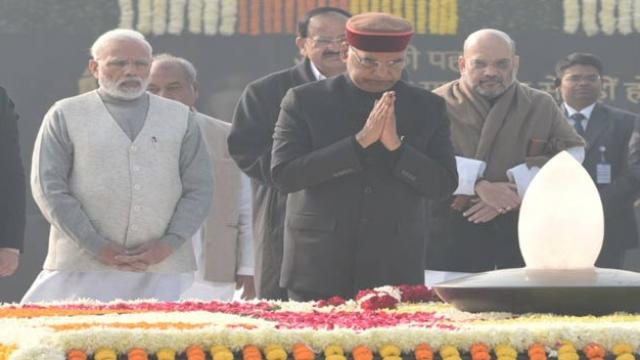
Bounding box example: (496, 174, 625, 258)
(229, 7, 351, 300)
(555, 52, 639, 269)
(270, 12, 458, 301)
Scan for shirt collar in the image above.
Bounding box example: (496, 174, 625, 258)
(563, 102, 596, 120)
(309, 60, 326, 81)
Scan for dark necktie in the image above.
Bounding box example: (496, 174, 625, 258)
(571, 112, 586, 136)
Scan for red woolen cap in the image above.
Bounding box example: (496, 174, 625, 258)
(346, 12, 414, 52)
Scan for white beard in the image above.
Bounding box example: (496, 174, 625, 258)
(99, 75, 149, 100)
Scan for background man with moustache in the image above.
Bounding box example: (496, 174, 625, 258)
(228, 7, 351, 300)
(23, 29, 212, 302)
(424, 29, 585, 284)
(555, 52, 639, 269)
(271, 12, 457, 300)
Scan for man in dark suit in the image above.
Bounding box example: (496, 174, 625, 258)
(228, 7, 351, 300)
(271, 13, 458, 300)
(0, 86, 25, 276)
(556, 52, 639, 268)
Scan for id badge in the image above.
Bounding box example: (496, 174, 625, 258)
(596, 163, 612, 184)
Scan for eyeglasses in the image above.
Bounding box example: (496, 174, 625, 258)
(349, 47, 405, 70)
(308, 36, 346, 48)
(563, 74, 601, 83)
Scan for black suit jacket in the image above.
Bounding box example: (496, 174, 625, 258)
(0, 86, 25, 250)
(271, 75, 458, 298)
(228, 59, 315, 299)
(579, 103, 639, 263)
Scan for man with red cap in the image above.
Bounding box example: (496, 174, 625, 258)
(271, 12, 458, 300)
(229, 7, 351, 300)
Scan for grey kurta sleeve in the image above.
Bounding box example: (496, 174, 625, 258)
(162, 111, 214, 249)
(31, 107, 110, 256)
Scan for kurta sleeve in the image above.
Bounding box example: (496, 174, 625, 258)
(271, 89, 364, 194)
(236, 173, 254, 276)
(162, 111, 214, 250)
(31, 106, 110, 256)
(0, 87, 25, 251)
(392, 102, 458, 199)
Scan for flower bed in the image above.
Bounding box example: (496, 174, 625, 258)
(0, 286, 639, 360)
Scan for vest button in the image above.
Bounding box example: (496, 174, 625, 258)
(134, 184, 141, 190)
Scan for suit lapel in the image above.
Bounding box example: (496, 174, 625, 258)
(584, 103, 609, 155)
(292, 58, 316, 85)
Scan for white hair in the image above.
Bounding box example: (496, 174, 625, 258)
(152, 53, 198, 84)
(90, 29, 152, 59)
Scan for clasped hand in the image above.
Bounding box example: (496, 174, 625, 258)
(355, 91, 401, 150)
(96, 240, 174, 272)
(462, 181, 521, 223)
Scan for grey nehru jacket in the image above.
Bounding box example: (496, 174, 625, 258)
(31, 89, 213, 272)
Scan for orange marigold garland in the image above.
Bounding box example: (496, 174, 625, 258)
(382, 0, 392, 13)
(415, 344, 434, 360)
(470, 343, 491, 360)
(238, 0, 249, 33)
(128, 347, 149, 360)
(306, 0, 317, 12)
(250, 0, 261, 35)
(273, 0, 283, 33)
(528, 343, 547, 360)
(297, 1, 308, 26)
(263, 0, 274, 33)
(353, 345, 374, 360)
(584, 343, 606, 360)
(186, 345, 206, 360)
(244, 345, 264, 360)
(284, 0, 295, 33)
(68, 349, 88, 360)
(293, 343, 316, 360)
(338, 0, 349, 10)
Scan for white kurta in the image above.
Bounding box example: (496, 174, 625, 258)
(21, 271, 193, 303)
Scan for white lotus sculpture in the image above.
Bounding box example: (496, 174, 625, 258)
(518, 151, 604, 269)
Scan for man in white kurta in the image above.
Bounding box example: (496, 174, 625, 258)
(22, 29, 213, 303)
(148, 54, 255, 301)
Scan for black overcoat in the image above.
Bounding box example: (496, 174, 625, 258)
(228, 59, 315, 299)
(271, 74, 458, 298)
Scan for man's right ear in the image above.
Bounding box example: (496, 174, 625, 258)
(554, 77, 561, 88)
(88, 59, 99, 79)
(295, 36, 307, 57)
